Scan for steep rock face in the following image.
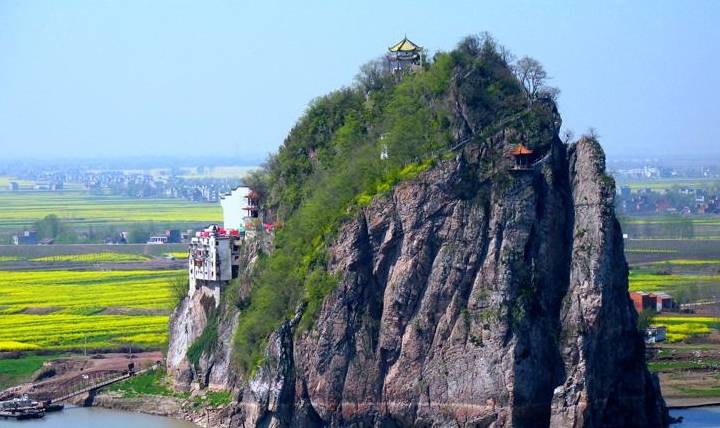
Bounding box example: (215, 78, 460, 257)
(231, 138, 667, 427)
(167, 239, 267, 392)
(549, 142, 667, 427)
(167, 285, 217, 390)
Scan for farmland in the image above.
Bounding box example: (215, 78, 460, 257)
(0, 190, 221, 242)
(30, 252, 150, 263)
(629, 271, 720, 294)
(0, 269, 181, 352)
(625, 238, 720, 264)
(620, 216, 720, 240)
(652, 315, 720, 342)
(0, 243, 186, 259)
(625, 226, 720, 403)
(616, 178, 720, 192)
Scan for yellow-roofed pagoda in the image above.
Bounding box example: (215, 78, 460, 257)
(387, 36, 421, 73)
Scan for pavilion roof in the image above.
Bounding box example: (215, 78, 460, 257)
(509, 144, 534, 156)
(389, 37, 421, 53)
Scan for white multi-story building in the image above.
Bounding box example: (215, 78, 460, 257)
(188, 225, 242, 306)
(220, 186, 250, 231)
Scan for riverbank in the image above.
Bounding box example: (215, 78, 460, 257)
(667, 397, 720, 409)
(91, 391, 230, 427)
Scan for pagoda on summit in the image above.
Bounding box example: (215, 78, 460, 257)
(387, 36, 422, 73)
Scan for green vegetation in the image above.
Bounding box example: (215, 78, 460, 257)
(647, 259, 720, 266)
(187, 311, 219, 368)
(170, 271, 190, 307)
(31, 252, 150, 263)
(625, 248, 678, 254)
(647, 359, 720, 373)
(105, 368, 232, 407)
(628, 270, 720, 293)
(617, 178, 720, 192)
(0, 243, 186, 260)
(165, 252, 188, 259)
(0, 269, 181, 351)
(203, 390, 233, 407)
(653, 316, 720, 342)
(106, 368, 174, 397)
(0, 354, 50, 389)
(620, 215, 720, 240)
(233, 35, 559, 373)
(0, 190, 220, 243)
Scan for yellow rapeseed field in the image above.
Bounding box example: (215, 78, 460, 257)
(653, 315, 720, 343)
(0, 269, 182, 351)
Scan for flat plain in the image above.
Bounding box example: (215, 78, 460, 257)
(0, 190, 222, 237)
(0, 269, 182, 352)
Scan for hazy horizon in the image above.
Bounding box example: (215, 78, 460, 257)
(1, 1, 719, 160)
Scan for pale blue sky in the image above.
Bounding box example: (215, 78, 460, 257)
(1, 1, 718, 161)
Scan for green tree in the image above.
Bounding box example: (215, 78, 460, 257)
(34, 214, 63, 239)
(127, 225, 151, 244)
(637, 309, 655, 332)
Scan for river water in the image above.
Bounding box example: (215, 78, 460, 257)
(0, 406, 717, 427)
(671, 406, 720, 428)
(0, 406, 197, 428)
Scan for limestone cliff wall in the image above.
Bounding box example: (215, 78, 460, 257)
(223, 138, 667, 428)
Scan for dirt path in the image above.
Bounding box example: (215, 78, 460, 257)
(0, 352, 163, 401)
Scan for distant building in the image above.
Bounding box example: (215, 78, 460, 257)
(147, 236, 168, 245)
(8, 182, 19, 191)
(630, 291, 675, 313)
(653, 292, 675, 312)
(12, 230, 38, 245)
(165, 229, 182, 243)
(104, 233, 128, 244)
(630, 291, 656, 313)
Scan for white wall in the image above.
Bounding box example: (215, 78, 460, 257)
(220, 186, 250, 230)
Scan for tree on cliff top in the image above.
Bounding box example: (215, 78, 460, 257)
(513, 56, 559, 101)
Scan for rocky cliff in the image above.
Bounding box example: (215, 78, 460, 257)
(217, 138, 666, 428)
(167, 35, 668, 427)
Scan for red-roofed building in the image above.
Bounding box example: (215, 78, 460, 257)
(630, 291, 656, 313)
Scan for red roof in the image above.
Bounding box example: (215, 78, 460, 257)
(509, 144, 533, 156)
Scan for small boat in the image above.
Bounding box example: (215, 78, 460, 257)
(0, 395, 46, 419)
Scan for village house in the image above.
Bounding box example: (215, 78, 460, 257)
(629, 291, 676, 313)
